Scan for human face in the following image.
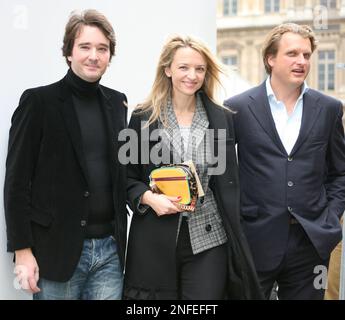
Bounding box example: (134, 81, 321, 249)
(268, 32, 312, 89)
(68, 25, 110, 82)
(165, 47, 206, 98)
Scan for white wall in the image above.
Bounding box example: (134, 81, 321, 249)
(0, 0, 216, 300)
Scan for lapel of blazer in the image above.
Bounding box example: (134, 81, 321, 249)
(162, 101, 184, 160)
(198, 91, 230, 163)
(198, 91, 229, 187)
(199, 91, 226, 132)
(186, 95, 209, 159)
(162, 96, 210, 162)
(58, 79, 89, 184)
(98, 86, 119, 178)
(98, 86, 118, 152)
(290, 90, 322, 156)
(248, 82, 287, 155)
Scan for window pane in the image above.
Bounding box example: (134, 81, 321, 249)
(274, 0, 280, 12)
(318, 64, 325, 91)
(222, 56, 238, 66)
(328, 64, 335, 90)
(330, 0, 337, 8)
(328, 63, 334, 74)
(231, 0, 238, 14)
(265, 0, 271, 12)
(223, 0, 229, 15)
(318, 49, 335, 92)
(327, 51, 335, 60)
(320, 0, 337, 8)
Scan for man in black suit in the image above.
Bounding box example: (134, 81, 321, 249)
(224, 23, 345, 299)
(4, 9, 128, 299)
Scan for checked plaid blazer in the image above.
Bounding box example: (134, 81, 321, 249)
(160, 94, 227, 254)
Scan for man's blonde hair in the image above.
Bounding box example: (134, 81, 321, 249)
(262, 23, 317, 74)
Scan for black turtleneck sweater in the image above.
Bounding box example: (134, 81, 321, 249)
(65, 69, 114, 238)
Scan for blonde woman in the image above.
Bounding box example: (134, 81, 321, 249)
(124, 35, 262, 299)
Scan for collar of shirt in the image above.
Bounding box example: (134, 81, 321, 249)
(265, 77, 308, 155)
(265, 77, 309, 106)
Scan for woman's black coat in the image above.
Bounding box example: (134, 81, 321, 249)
(124, 91, 263, 299)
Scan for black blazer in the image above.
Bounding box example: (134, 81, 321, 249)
(224, 82, 345, 271)
(4, 75, 128, 281)
(124, 91, 263, 299)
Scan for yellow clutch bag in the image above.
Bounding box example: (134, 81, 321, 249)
(149, 164, 199, 212)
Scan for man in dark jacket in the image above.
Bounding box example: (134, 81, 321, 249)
(4, 9, 128, 300)
(224, 23, 345, 299)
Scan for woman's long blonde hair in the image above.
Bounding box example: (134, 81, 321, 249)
(137, 35, 225, 126)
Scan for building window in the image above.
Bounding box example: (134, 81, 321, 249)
(223, 0, 237, 16)
(295, 0, 305, 7)
(318, 50, 335, 91)
(320, 0, 337, 8)
(264, 0, 280, 13)
(222, 55, 238, 68)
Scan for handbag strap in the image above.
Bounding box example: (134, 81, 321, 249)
(152, 177, 188, 181)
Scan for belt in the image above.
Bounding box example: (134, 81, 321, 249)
(289, 217, 299, 225)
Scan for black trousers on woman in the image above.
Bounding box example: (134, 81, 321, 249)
(175, 217, 227, 300)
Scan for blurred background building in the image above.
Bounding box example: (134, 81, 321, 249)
(216, 0, 345, 125)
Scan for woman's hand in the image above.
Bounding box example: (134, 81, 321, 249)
(141, 190, 183, 216)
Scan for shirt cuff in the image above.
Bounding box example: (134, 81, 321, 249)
(137, 195, 150, 214)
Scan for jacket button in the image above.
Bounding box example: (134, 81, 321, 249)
(80, 220, 87, 227)
(287, 156, 293, 162)
(205, 224, 212, 232)
(287, 181, 294, 187)
(83, 191, 90, 198)
(287, 206, 293, 212)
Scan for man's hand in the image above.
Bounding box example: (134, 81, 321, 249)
(14, 248, 40, 294)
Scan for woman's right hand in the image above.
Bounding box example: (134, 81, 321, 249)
(141, 190, 183, 216)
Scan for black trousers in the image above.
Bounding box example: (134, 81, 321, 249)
(258, 223, 329, 300)
(175, 217, 227, 300)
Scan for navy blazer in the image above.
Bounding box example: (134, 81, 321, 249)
(224, 82, 345, 271)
